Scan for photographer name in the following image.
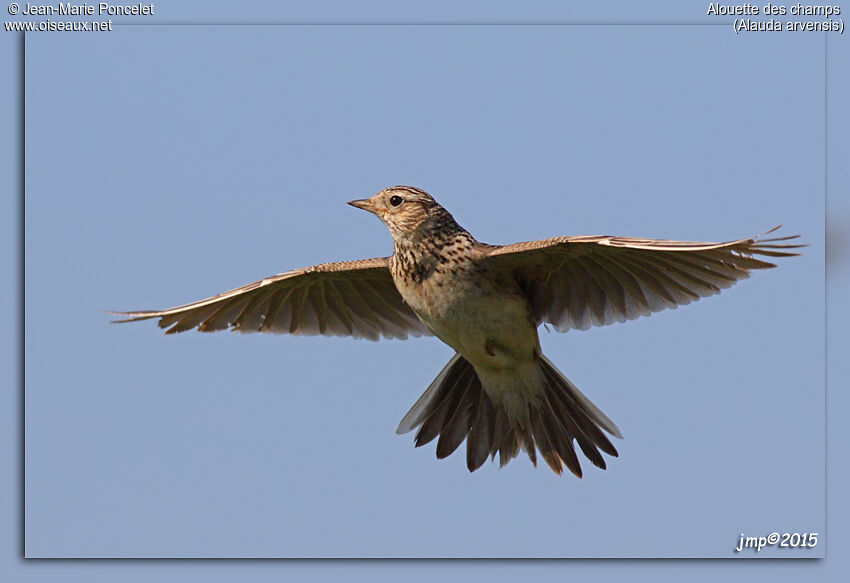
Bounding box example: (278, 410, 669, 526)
(21, 2, 154, 16)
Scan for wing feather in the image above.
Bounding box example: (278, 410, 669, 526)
(109, 257, 431, 341)
(483, 228, 802, 331)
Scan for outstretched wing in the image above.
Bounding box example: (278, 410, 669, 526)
(109, 257, 431, 341)
(481, 227, 803, 332)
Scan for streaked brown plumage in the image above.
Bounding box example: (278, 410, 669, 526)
(111, 186, 803, 477)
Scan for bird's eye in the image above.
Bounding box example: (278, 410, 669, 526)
(389, 195, 404, 207)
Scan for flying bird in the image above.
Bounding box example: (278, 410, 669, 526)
(112, 186, 802, 477)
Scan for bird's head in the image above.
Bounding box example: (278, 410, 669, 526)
(348, 186, 446, 240)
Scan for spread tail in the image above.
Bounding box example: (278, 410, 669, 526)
(397, 353, 622, 477)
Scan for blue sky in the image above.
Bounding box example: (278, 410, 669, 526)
(3, 0, 847, 580)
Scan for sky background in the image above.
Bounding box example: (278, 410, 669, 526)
(3, 0, 848, 580)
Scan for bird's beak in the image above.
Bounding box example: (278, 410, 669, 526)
(348, 198, 377, 214)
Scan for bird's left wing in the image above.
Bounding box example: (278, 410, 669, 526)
(481, 227, 803, 332)
(109, 257, 432, 341)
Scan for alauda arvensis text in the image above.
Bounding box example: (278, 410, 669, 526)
(112, 186, 802, 477)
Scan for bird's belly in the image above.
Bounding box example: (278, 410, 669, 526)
(397, 272, 538, 369)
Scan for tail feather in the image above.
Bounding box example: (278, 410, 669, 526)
(521, 430, 538, 468)
(540, 360, 619, 458)
(398, 352, 622, 475)
(491, 409, 518, 467)
(396, 353, 465, 434)
(435, 372, 475, 459)
(466, 387, 495, 471)
(529, 408, 562, 474)
(497, 425, 520, 468)
(538, 403, 583, 477)
(540, 354, 622, 439)
(408, 355, 472, 446)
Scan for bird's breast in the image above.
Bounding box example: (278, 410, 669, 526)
(390, 253, 538, 369)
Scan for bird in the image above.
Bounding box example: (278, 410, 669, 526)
(111, 186, 803, 477)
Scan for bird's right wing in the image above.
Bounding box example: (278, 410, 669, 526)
(482, 227, 803, 331)
(109, 257, 431, 341)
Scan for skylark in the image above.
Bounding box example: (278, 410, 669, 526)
(113, 186, 802, 477)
